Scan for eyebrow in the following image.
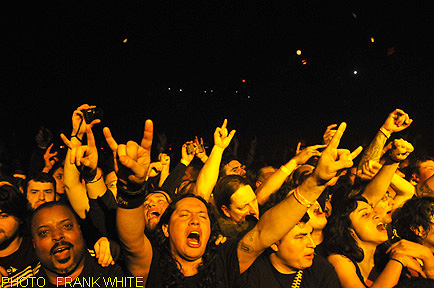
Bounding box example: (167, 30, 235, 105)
(37, 218, 72, 229)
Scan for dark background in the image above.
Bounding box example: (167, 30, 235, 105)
(2, 1, 434, 171)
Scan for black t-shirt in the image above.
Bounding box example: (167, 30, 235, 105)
(34, 250, 125, 288)
(146, 240, 242, 288)
(0, 235, 39, 287)
(241, 250, 342, 288)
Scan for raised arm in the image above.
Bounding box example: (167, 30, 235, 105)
(357, 109, 412, 175)
(106, 120, 154, 280)
(238, 123, 363, 273)
(255, 143, 326, 205)
(194, 119, 236, 201)
(362, 139, 414, 206)
(61, 104, 101, 219)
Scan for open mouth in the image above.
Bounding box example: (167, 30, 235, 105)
(376, 222, 387, 232)
(186, 231, 201, 247)
(148, 210, 161, 220)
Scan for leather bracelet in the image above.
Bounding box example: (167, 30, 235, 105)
(389, 258, 404, 269)
(116, 182, 146, 209)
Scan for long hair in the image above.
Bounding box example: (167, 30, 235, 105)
(323, 195, 368, 262)
(154, 193, 222, 288)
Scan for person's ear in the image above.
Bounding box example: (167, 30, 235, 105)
(221, 205, 231, 219)
(162, 224, 169, 238)
(256, 181, 262, 189)
(411, 173, 420, 184)
(270, 241, 280, 252)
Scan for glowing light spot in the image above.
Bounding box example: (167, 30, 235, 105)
(296, 50, 302, 55)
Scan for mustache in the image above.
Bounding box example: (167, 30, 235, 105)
(50, 240, 73, 255)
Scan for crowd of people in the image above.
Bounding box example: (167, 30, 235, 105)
(1, 104, 434, 288)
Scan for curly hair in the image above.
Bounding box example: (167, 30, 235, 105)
(392, 196, 434, 244)
(0, 182, 30, 234)
(323, 195, 368, 263)
(154, 193, 222, 288)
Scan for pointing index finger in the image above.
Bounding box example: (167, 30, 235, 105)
(103, 127, 118, 152)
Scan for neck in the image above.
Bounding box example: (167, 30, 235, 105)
(269, 253, 298, 275)
(44, 257, 85, 285)
(175, 256, 203, 277)
(0, 235, 22, 257)
(356, 240, 377, 280)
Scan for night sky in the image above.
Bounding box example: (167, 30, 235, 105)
(2, 1, 434, 168)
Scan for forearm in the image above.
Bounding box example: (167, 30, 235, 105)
(158, 166, 170, 187)
(390, 173, 415, 209)
(363, 161, 399, 206)
(255, 160, 297, 205)
(370, 260, 403, 288)
(161, 162, 188, 194)
(253, 176, 324, 249)
(63, 149, 89, 219)
(86, 168, 108, 199)
(358, 131, 388, 170)
(195, 146, 224, 201)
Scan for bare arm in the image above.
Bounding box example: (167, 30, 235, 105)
(255, 144, 325, 205)
(238, 123, 363, 273)
(390, 173, 415, 209)
(105, 119, 154, 279)
(195, 119, 235, 201)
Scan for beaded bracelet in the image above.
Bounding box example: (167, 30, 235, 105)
(293, 187, 314, 208)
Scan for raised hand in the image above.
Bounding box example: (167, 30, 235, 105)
(194, 136, 208, 162)
(103, 119, 153, 187)
(292, 144, 327, 166)
(323, 124, 338, 146)
(357, 160, 382, 180)
(313, 123, 363, 184)
(381, 109, 413, 134)
(214, 119, 236, 150)
(94, 237, 115, 267)
(42, 143, 59, 172)
(389, 139, 414, 162)
(71, 104, 101, 142)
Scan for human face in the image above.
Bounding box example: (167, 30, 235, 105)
(418, 160, 434, 183)
(373, 190, 394, 224)
(307, 202, 327, 231)
(222, 185, 259, 224)
(162, 197, 211, 263)
(223, 160, 246, 177)
(53, 167, 65, 196)
(32, 205, 85, 276)
(0, 210, 20, 249)
(349, 201, 388, 245)
(143, 192, 170, 231)
(270, 222, 316, 273)
(27, 180, 55, 210)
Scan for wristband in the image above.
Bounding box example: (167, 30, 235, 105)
(293, 187, 314, 208)
(81, 167, 98, 183)
(86, 173, 102, 184)
(389, 258, 404, 268)
(379, 127, 391, 139)
(280, 165, 291, 176)
(116, 182, 146, 209)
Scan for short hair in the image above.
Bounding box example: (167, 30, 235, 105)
(30, 201, 79, 233)
(213, 175, 251, 217)
(323, 195, 369, 262)
(0, 182, 29, 223)
(405, 156, 434, 180)
(392, 197, 434, 244)
(25, 172, 56, 195)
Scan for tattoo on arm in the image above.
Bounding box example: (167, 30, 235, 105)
(358, 132, 388, 169)
(238, 229, 256, 254)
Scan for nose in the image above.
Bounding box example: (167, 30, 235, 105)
(52, 228, 64, 241)
(307, 234, 316, 248)
(38, 191, 45, 201)
(189, 214, 200, 226)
